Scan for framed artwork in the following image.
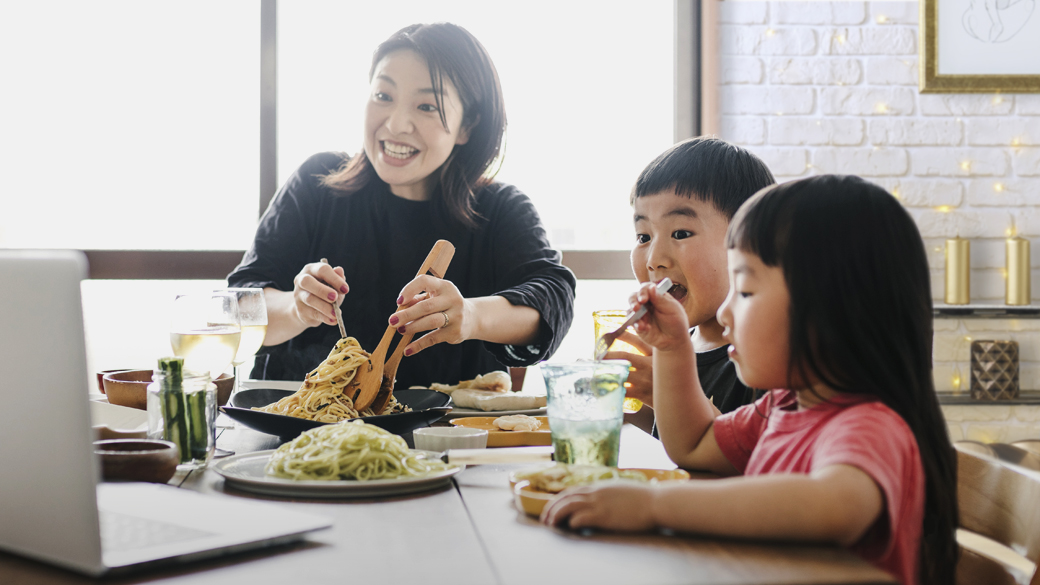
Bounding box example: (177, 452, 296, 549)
(920, 0, 1040, 92)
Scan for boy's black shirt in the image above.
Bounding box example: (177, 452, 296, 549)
(651, 329, 755, 438)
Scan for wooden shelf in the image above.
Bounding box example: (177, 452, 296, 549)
(939, 391, 1040, 405)
(933, 304, 1040, 318)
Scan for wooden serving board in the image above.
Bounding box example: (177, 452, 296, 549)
(450, 416, 551, 447)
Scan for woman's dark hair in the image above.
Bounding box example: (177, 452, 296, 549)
(630, 136, 775, 219)
(321, 22, 506, 229)
(726, 175, 957, 585)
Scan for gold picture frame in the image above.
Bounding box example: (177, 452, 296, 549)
(920, 0, 1040, 93)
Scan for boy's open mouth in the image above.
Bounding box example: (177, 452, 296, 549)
(667, 283, 688, 302)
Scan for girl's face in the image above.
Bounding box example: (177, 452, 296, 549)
(364, 50, 470, 201)
(717, 248, 792, 390)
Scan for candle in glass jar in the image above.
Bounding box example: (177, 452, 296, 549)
(945, 238, 970, 305)
(1006, 236, 1030, 306)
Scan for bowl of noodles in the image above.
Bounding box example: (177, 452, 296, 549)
(223, 387, 451, 440)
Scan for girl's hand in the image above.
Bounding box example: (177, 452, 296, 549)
(291, 262, 349, 328)
(391, 274, 474, 356)
(603, 331, 653, 407)
(540, 483, 657, 532)
(629, 281, 691, 353)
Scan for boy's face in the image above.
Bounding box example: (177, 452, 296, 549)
(631, 190, 731, 329)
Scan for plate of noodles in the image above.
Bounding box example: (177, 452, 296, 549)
(219, 337, 451, 440)
(212, 421, 462, 498)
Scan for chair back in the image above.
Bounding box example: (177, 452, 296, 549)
(955, 445, 1040, 585)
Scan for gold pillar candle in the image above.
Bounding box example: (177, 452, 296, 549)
(1006, 236, 1031, 306)
(944, 238, 970, 305)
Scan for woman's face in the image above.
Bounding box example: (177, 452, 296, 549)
(716, 248, 792, 390)
(364, 50, 470, 201)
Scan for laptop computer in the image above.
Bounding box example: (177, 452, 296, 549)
(0, 249, 331, 576)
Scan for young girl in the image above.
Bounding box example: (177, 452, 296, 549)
(228, 23, 575, 388)
(542, 175, 957, 585)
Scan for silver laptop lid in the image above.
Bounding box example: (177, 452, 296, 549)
(0, 250, 105, 575)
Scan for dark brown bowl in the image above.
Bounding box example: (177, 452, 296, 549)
(103, 369, 153, 410)
(213, 372, 235, 407)
(94, 439, 180, 483)
(95, 369, 133, 394)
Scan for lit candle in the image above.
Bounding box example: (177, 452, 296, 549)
(1006, 236, 1031, 305)
(945, 237, 970, 305)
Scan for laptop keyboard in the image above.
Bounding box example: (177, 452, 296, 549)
(100, 511, 215, 553)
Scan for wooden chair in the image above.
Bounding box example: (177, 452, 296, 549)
(957, 440, 1040, 474)
(1011, 439, 1040, 458)
(955, 443, 1040, 585)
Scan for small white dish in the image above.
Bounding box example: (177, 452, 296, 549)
(413, 427, 488, 452)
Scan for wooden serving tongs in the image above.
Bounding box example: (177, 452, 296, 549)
(352, 240, 455, 413)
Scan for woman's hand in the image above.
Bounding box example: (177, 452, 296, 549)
(630, 282, 690, 353)
(390, 274, 475, 355)
(603, 330, 653, 407)
(291, 262, 349, 328)
(540, 482, 658, 533)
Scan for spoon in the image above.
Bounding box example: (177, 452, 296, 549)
(593, 278, 672, 361)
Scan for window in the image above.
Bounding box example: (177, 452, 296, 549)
(277, 1, 674, 250)
(0, 1, 260, 250)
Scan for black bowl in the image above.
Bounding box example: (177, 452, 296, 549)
(221, 388, 452, 441)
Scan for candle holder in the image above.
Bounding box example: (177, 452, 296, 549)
(945, 238, 970, 305)
(970, 340, 1019, 401)
(1006, 236, 1031, 306)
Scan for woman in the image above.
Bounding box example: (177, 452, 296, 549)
(228, 23, 575, 389)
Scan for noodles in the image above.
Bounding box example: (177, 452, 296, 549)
(253, 337, 411, 422)
(265, 420, 454, 481)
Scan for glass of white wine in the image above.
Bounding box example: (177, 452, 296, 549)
(169, 292, 242, 380)
(223, 287, 268, 392)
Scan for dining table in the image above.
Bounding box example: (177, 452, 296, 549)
(0, 403, 897, 585)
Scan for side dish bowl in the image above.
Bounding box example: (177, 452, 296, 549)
(94, 439, 180, 483)
(103, 370, 235, 410)
(413, 426, 488, 451)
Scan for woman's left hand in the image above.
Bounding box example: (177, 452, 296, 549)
(390, 274, 475, 356)
(540, 483, 657, 532)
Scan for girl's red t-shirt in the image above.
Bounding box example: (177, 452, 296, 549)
(714, 390, 925, 585)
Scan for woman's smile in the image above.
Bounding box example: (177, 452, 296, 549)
(380, 140, 420, 165)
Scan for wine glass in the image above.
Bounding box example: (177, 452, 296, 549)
(169, 292, 242, 380)
(223, 287, 268, 394)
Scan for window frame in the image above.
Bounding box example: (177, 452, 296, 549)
(82, 0, 700, 281)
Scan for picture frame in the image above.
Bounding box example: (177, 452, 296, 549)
(920, 0, 1040, 93)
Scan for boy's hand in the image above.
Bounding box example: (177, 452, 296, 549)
(629, 281, 691, 353)
(604, 331, 653, 406)
(540, 482, 657, 532)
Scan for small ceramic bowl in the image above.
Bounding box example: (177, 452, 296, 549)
(103, 370, 153, 410)
(413, 426, 488, 452)
(103, 370, 234, 410)
(95, 369, 133, 394)
(94, 439, 180, 483)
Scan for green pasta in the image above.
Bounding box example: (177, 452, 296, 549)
(265, 421, 455, 481)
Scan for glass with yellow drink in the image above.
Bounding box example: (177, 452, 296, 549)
(592, 310, 644, 413)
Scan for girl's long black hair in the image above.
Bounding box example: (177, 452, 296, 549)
(726, 175, 957, 585)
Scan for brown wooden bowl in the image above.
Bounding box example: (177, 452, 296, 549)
(102, 369, 153, 410)
(95, 369, 133, 394)
(94, 439, 180, 483)
(213, 372, 235, 407)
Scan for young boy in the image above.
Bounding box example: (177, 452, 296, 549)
(607, 137, 775, 427)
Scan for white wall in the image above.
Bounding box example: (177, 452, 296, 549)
(716, 0, 1040, 393)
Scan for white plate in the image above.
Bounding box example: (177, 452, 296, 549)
(211, 449, 462, 498)
(445, 406, 547, 417)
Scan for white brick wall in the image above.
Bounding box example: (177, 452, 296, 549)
(716, 1, 1040, 398)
